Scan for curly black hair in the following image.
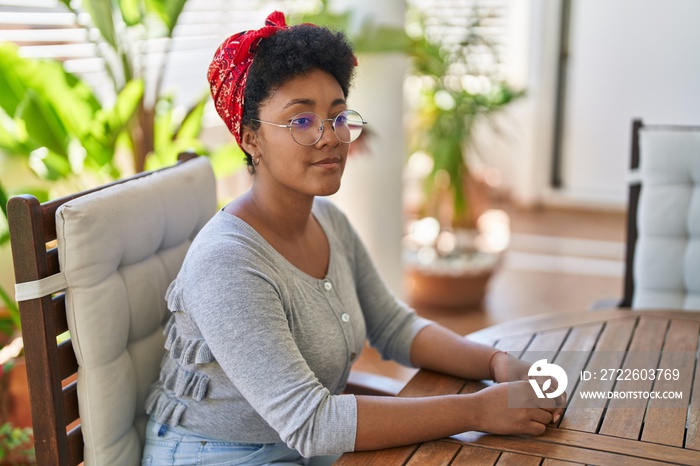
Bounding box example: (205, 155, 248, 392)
(241, 24, 356, 172)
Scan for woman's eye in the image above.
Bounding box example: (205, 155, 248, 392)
(292, 116, 315, 128)
(335, 114, 348, 125)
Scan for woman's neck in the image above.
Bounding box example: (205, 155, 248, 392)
(232, 181, 315, 240)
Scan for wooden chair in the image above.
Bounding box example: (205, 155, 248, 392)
(8, 155, 400, 465)
(620, 119, 700, 309)
(9, 154, 217, 465)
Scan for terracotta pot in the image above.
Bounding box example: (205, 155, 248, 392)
(406, 266, 494, 310)
(2, 358, 32, 428)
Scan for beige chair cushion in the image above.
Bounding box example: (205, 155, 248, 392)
(55, 157, 217, 465)
(634, 128, 700, 310)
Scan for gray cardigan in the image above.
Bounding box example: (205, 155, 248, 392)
(145, 198, 431, 457)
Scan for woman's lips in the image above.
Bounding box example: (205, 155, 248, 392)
(313, 157, 341, 167)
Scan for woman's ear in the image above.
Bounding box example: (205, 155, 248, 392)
(241, 127, 259, 156)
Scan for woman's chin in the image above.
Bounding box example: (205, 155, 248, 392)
(315, 183, 342, 197)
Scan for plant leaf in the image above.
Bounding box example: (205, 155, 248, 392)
(0, 43, 36, 118)
(0, 43, 102, 144)
(0, 109, 31, 156)
(117, 0, 142, 26)
(88, 79, 144, 147)
(0, 285, 20, 334)
(83, 79, 144, 168)
(17, 90, 69, 158)
(80, 0, 119, 49)
(109, 79, 145, 134)
(28, 148, 73, 181)
(174, 93, 207, 141)
(145, 0, 187, 35)
(153, 94, 174, 154)
(0, 181, 8, 220)
(39, 62, 102, 139)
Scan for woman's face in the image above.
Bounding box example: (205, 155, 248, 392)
(244, 69, 349, 199)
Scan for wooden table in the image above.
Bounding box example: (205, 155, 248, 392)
(336, 309, 700, 465)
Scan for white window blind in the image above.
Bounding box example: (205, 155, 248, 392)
(409, 0, 511, 80)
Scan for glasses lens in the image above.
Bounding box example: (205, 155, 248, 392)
(290, 113, 323, 145)
(334, 110, 364, 143)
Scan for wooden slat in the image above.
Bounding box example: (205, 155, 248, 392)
(541, 459, 581, 466)
(450, 445, 500, 465)
(334, 445, 418, 466)
(47, 246, 60, 274)
(559, 317, 637, 432)
(52, 293, 69, 335)
(519, 327, 570, 365)
(496, 452, 541, 465)
(345, 370, 403, 396)
(553, 323, 604, 409)
(599, 317, 669, 439)
(57, 339, 79, 381)
(67, 425, 83, 465)
(492, 333, 534, 358)
(686, 346, 700, 450)
(399, 370, 466, 398)
(406, 441, 460, 466)
(559, 323, 603, 352)
(641, 320, 698, 446)
(62, 380, 79, 425)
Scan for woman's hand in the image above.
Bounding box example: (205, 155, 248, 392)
(490, 353, 566, 423)
(472, 381, 561, 436)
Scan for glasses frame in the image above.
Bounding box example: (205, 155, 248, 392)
(252, 110, 367, 146)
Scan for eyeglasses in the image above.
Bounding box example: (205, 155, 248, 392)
(253, 110, 367, 146)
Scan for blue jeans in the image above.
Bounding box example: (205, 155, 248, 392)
(142, 418, 339, 466)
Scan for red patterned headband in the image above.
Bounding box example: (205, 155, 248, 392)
(207, 11, 288, 146)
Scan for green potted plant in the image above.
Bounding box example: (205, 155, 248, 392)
(402, 2, 524, 308)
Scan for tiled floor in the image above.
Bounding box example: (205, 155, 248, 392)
(353, 204, 627, 384)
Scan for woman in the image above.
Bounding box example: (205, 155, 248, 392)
(142, 11, 564, 466)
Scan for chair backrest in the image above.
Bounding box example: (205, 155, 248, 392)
(621, 119, 700, 309)
(8, 156, 217, 465)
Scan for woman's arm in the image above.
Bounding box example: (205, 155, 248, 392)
(409, 324, 508, 380)
(352, 324, 565, 451)
(354, 381, 557, 451)
(408, 324, 532, 383)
